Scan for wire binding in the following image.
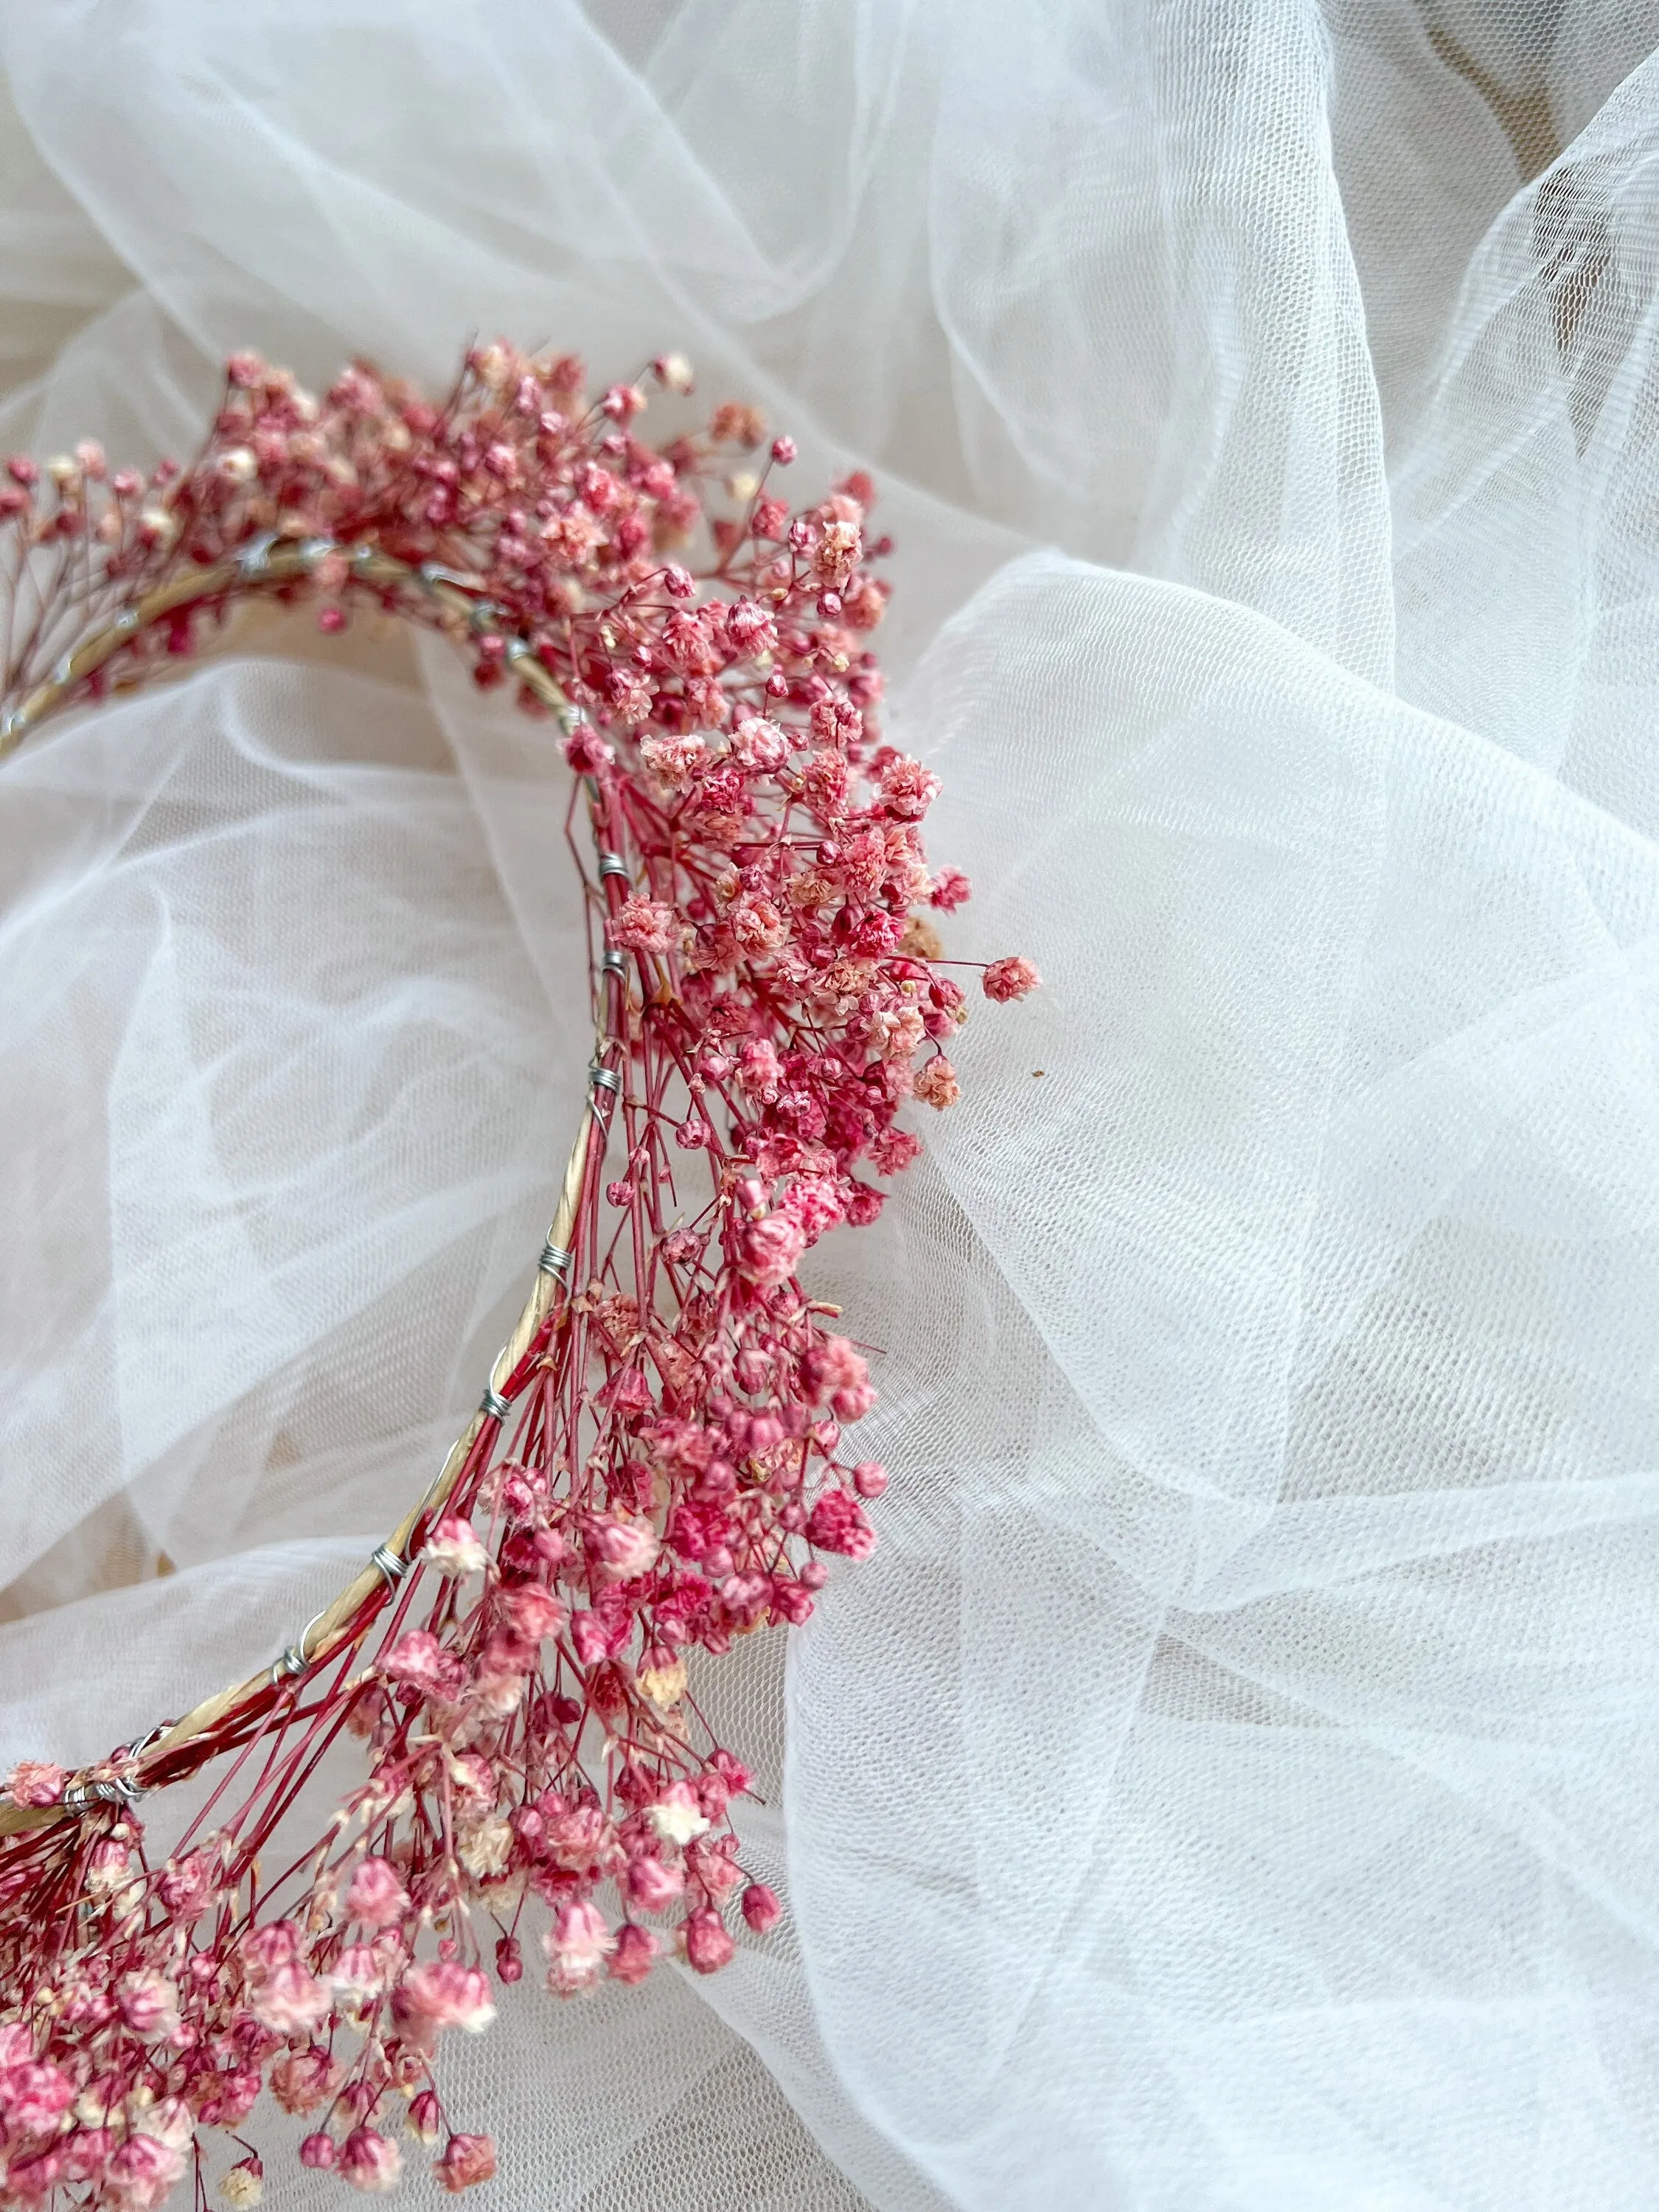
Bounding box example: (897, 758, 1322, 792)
(369, 1543, 407, 1592)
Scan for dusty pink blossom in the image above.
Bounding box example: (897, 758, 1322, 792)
(806, 1486, 878, 1560)
(742, 1882, 783, 1934)
(588, 1513, 659, 1582)
(437, 2135, 498, 2194)
(394, 1960, 496, 2037)
(247, 1960, 330, 2035)
(299, 2132, 336, 2170)
(340, 2127, 402, 2193)
(105, 2134, 185, 2209)
(625, 1853, 686, 1911)
(2, 1761, 67, 1807)
(878, 753, 941, 819)
(912, 1055, 961, 1108)
(608, 1923, 658, 1986)
(115, 1969, 181, 2039)
(682, 1907, 737, 1975)
(498, 1582, 566, 1642)
(544, 1899, 614, 1994)
(641, 733, 706, 787)
(982, 954, 1041, 1002)
(270, 2048, 340, 2116)
(741, 1211, 807, 1287)
(608, 896, 678, 954)
(346, 1856, 411, 1932)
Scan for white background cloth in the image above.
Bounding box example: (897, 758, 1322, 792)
(1, 4, 1658, 2205)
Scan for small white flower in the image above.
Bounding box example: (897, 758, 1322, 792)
(421, 1514, 488, 1578)
(646, 1781, 710, 1847)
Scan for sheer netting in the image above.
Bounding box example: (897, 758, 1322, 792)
(0, 4, 1658, 2206)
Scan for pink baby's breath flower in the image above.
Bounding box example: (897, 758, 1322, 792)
(913, 1055, 961, 1108)
(497, 1581, 566, 1644)
(381, 1627, 464, 1700)
(681, 1907, 737, 1975)
(647, 1780, 711, 1846)
(346, 1857, 411, 1933)
(299, 2132, 336, 2170)
(877, 753, 941, 820)
(608, 896, 678, 954)
(105, 2133, 185, 2209)
(608, 1923, 658, 1986)
(806, 1486, 877, 1560)
(544, 1900, 614, 1994)
(3, 1761, 67, 1807)
(340, 2126, 403, 2193)
(588, 1513, 660, 1582)
(0, 2059, 74, 2135)
(422, 1514, 488, 1576)
(641, 733, 706, 787)
(247, 1960, 331, 2036)
(394, 1961, 496, 2037)
(270, 2049, 339, 2117)
(741, 1882, 783, 1933)
(741, 1211, 807, 1287)
(436, 2134, 498, 2194)
(625, 1853, 686, 1910)
(982, 954, 1041, 1002)
(731, 715, 790, 772)
(115, 1969, 181, 2039)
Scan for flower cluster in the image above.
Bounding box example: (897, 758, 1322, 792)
(0, 342, 1037, 2208)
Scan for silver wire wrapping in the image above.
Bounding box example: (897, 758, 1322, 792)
(62, 1775, 145, 1813)
(369, 1543, 407, 1592)
(479, 1385, 512, 1422)
(269, 1607, 328, 1688)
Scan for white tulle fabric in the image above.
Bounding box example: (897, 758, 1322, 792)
(0, 2, 1656, 2204)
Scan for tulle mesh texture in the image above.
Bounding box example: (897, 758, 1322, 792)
(2, 4, 1659, 2206)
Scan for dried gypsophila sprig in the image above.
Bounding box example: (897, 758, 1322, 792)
(0, 341, 1040, 2210)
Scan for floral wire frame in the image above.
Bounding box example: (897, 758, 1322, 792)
(0, 344, 1038, 2208)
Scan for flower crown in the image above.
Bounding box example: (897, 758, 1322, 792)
(0, 343, 1037, 2207)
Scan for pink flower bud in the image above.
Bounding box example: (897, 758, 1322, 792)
(436, 2135, 498, 2194)
(608, 1923, 658, 1986)
(299, 2133, 336, 2169)
(340, 2126, 402, 2192)
(852, 1460, 888, 1499)
(681, 1907, 737, 1975)
(408, 2090, 443, 2145)
(741, 1882, 783, 1934)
